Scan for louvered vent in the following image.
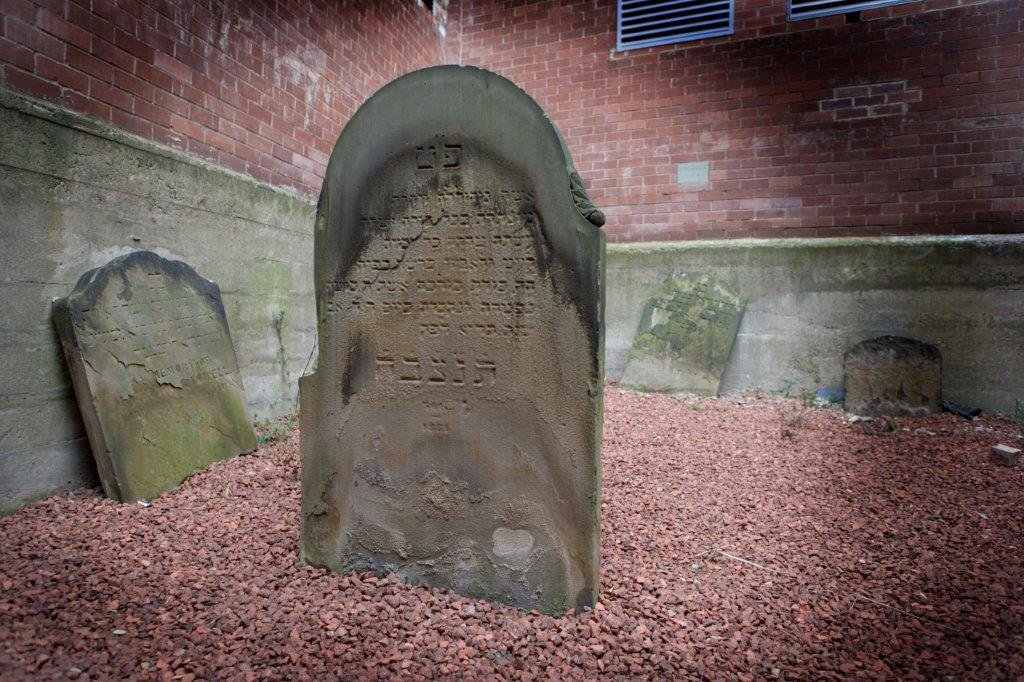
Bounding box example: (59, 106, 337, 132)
(790, 0, 914, 21)
(617, 0, 734, 51)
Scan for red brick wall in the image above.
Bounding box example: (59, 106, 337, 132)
(2, 1, 1021, 240)
(0, 0, 442, 196)
(450, 0, 1024, 241)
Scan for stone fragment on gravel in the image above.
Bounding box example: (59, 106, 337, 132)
(991, 443, 1021, 467)
(844, 336, 941, 417)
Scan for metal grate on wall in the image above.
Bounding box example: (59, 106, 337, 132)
(617, 0, 734, 51)
(790, 0, 916, 21)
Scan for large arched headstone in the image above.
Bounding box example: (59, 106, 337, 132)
(300, 66, 606, 614)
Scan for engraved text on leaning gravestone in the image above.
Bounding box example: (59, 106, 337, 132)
(53, 251, 257, 503)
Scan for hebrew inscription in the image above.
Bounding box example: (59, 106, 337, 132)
(300, 66, 605, 616)
(318, 184, 541, 356)
(53, 251, 257, 503)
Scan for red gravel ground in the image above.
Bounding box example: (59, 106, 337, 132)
(2, 389, 1022, 680)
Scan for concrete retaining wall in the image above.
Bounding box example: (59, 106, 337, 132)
(607, 236, 1024, 412)
(0, 89, 316, 514)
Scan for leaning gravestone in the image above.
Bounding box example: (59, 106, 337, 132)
(844, 336, 941, 417)
(300, 66, 605, 614)
(620, 275, 744, 395)
(53, 251, 257, 502)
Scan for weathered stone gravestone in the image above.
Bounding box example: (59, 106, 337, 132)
(620, 275, 744, 395)
(53, 251, 257, 502)
(844, 336, 941, 417)
(300, 66, 605, 614)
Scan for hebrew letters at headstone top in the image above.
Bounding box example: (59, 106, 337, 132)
(620, 275, 745, 395)
(299, 66, 606, 615)
(53, 251, 257, 503)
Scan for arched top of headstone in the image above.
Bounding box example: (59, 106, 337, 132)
(845, 335, 941, 363)
(61, 250, 223, 317)
(315, 65, 604, 352)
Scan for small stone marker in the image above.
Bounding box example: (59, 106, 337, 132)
(843, 336, 941, 417)
(991, 444, 1020, 467)
(300, 66, 605, 615)
(53, 251, 257, 502)
(620, 275, 744, 395)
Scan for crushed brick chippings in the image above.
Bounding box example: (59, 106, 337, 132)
(2, 389, 1022, 680)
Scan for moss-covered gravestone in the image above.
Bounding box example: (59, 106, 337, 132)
(53, 251, 257, 502)
(620, 276, 744, 395)
(844, 336, 941, 416)
(300, 66, 605, 614)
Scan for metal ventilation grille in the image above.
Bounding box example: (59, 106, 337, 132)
(617, 0, 734, 51)
(790, 0, 914, 21)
